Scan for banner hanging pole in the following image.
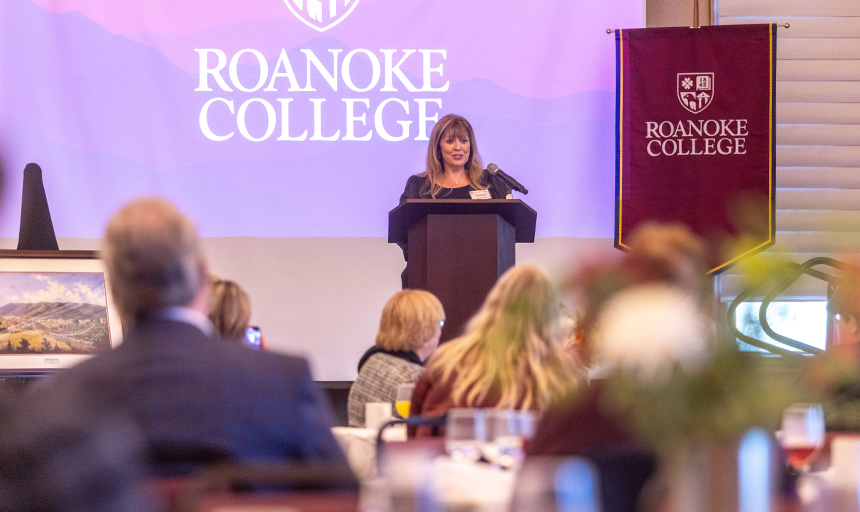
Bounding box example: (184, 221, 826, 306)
(606, 24, 789, 34)
(693, 0, 700, 28)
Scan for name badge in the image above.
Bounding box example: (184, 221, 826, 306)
(469, 189, 492, 200)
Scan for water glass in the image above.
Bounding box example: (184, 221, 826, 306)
(480, 409, 519, 468)
(482, 409, 536, 469)
(516, 410, 537, 443)
(445, 408, 484, 463)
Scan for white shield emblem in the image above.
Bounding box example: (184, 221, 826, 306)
(677, 73, 714, 114)
(283, 0, 359, 32)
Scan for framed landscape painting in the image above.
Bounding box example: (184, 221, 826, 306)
(0, 250, 123, 373)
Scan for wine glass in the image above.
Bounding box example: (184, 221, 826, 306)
(394, 383, 414, 419)
(780, 403, 825, 472)
(445, 408, 484, 463)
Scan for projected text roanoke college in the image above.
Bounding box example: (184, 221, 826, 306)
(195, 48, 449, 142)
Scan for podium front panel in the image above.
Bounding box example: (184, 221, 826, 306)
(408, 214, 515, 342)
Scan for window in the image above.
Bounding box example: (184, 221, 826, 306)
(733, 300, 829, 353)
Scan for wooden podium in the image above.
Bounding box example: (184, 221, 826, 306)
(388, 199, 537, 342)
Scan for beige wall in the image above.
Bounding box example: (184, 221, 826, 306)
(647, 0, 713, 28)
(27, 235, 614, 382)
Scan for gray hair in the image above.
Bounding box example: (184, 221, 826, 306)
(101, 198, 205, 320)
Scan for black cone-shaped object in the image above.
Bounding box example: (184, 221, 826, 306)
(17, 163, 59, 250)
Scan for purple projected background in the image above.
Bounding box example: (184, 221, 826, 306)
(0, 0, 643, 239)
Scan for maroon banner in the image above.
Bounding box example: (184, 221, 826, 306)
(615, 25, 777, 274)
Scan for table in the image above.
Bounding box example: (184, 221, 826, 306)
(362, 453, 517, 512)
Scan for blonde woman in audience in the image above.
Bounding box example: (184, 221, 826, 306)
(208, 277, 264, 349)
(348, 289, 445, 428)
(409, 264, 582, 435)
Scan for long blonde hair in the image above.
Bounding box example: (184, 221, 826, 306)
(425, 265, 581, 411)
(420, 114, 486, 198)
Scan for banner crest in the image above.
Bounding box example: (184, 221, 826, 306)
(677, 72, 714, 113)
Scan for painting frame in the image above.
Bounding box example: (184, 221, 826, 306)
(0, 250, 122, 375)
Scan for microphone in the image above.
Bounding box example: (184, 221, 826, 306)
(486, 163, 528, 195)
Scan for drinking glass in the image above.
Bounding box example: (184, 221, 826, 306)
(481, 409, 522, 469)
(515, 411, 537, 444)
(394, 383, 414, 419)
(480, 410, 536, 469)
(780, 403, 825, 472)
(445, 408, 484, 463)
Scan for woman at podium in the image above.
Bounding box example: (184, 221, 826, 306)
(399, 114, 510, 202)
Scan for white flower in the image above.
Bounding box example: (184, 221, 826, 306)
(682, 77, 694, 89)
(592, 284, 711, 382)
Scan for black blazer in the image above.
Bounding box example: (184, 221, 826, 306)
(399, 169, 511, 203)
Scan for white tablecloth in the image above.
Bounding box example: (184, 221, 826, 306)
(361, 454, 516, 512)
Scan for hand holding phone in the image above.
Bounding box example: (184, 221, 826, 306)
(244, 326, 262, 349)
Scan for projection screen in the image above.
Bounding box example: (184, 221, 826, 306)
(0, 0, 644, 379)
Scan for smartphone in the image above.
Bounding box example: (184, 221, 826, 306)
(244, 326, 262, 348)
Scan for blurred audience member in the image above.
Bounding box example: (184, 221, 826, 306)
(208, 276, 266, 349)
(527, 223, 714, 512)
(0, 393, 157, 512)
(572, 222, 712, 367)
(626, 221, 709, 296)
(529, 252, 714, 449)
(38, 198, 347, 475)
(348, 289, 444, 427)
(410, 264, 582, 435)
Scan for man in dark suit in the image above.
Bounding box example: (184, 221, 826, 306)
(41, 198, 347, 474)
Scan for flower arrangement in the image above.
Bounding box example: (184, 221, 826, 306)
(601, 331, 794, 453)
(584, 280, 799, 511)
(579, 270, 797, 454)
(564, 225, 804, 510)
